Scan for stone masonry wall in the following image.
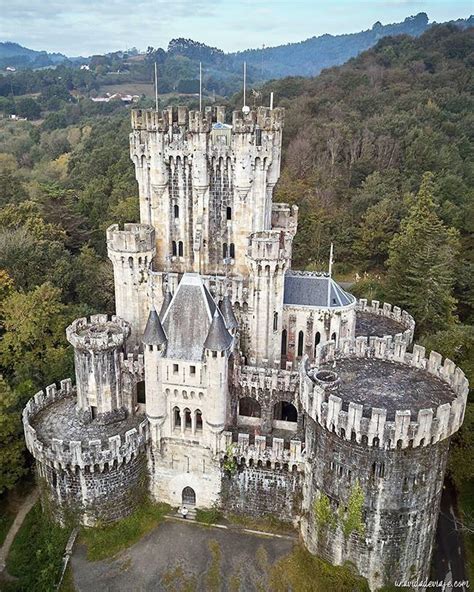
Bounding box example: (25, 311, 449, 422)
(302, 416, 449, 590)
(221, 465, 302, 521)
(38, 451, 147, 525)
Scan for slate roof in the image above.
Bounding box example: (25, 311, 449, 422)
(220, 295, 239, 331)
(159, 289, 173, 320)
(161, 273, 231, 360)
(142, 309, 167, 346)
(204, 309, 233, 351)
(283, 271, 355, 308)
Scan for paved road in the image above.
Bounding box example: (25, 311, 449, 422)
(71, 519, 295, 592)
(431, 479, 469, 591)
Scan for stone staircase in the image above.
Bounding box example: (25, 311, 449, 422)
(175, 507, 197, 521)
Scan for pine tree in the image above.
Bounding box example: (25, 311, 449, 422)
(386, 172, 459, 334)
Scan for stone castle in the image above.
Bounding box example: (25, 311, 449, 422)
(23, 104, 468, 589)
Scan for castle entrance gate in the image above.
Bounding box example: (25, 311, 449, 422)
(182, 486, 196, 506)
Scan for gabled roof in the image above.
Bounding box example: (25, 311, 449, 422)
(283, 271, 355, 308)
(220, 295, 238, 331)
(162, 273, 226, 361)
(204, 309, 233, 351)
(142, 309, 167, 346)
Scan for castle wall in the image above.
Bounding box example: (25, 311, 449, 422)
(221, 465, 302, 521)
(302, 416, 449, 589)
(37, 452, 147, 526)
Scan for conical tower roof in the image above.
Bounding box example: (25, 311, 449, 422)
(220, 295, 238, 331)
(159, 289, 173, 320)
(142, 309, 167, 346)
(203, 309, 233, 352)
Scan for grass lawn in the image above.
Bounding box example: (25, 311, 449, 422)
(0, 478, 35, 545)
(5, 502, 69, 592)
(269, 545, 370, 592)
(80, 500, 171, 561)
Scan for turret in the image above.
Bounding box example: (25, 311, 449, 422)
(142, 308, 167, 442)
(107, 223, 156, 345)
(204, 309, 233, 449)
(246, 229, 293, 366)
(66, 314, 130, 423)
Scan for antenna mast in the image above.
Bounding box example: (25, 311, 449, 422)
(154, 62, 159, 112)
(199, 61, 202, 111)
(327, 243, 334, 307)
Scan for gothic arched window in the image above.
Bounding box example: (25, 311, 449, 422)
(174, 204, 179, 219)
(172, 241, 177, 256)
(178, 241, 184, 257)
(297, 331, 304, 357)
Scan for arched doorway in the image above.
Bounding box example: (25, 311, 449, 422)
(182, 486, 196, 506)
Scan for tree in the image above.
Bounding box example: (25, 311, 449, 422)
(0, 376, 26, 493)
(386, 173, 460, 334)
(339, 482, 365, 539)
(15, 97, 41, 120)
(0, 283, 73, 391)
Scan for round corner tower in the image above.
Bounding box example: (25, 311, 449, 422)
(22, 315, 150, 526)
(299, 336, 468, 590)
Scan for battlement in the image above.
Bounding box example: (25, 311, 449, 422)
(300, 336, 468, 450)
(234, 365, 299, 395)
(271, 203, 298, 233)
(66, 315, 130, 352)
(120, 352, 145, 381)
(232, 106, 285, 133)
(22, 380, 149, 472)
(220, 431, 305, 469)
(247, 230, 292, 263)
(106, 223, 156, 254)
(356, 299, 415, 344)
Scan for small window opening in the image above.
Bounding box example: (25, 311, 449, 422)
(172, 241, 177, 256)
(91, 406, 97, 420)
(174, 204, 179, 218)
(190, 365, 196, 375)
(137, 380, 146, 404)
(185, 408, 192, 429)
(226, 207, 232, 221)
(223, 243, 228, 258)
(178, 241, 184, 257)
(173, 363, 179, 374)
(229, 243, 235, 258)
(255, 127, 262, 146)
(174, 407, 181, 428)
(196, 410, 203, 431)
(281, 329, 287, 355)
(273, 312, 278, 332)
(297, 331, 304, 357)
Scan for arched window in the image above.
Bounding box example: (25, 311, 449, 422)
(184, 408, 192, 429)
(273, 312, 278, 332)
(173, 407, 181, 428)
(238, 397, 261, 418)
(281, 329, 287, 355)
(172, 241, 177, 256)
(273, 401, 297, 423)
(229, 243, 235, 258)
(178, 241, 184, 257)
(182, 486, 196, 505)
(223, 243, 228, 258)
(331, 332, 337, 342)
(226, 207, 232, 221)
(314, 332, 321, 351)
(196, 410, 203, 431)
(174, 204, 179, 218)
(297, 331, 304, 357)
(128, 256, 134, 268)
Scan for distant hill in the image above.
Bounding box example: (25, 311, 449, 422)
(0, 42, 81, 70)
(229, 12, 474, 78)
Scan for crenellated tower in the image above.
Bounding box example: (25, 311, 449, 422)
(129, 105, 285, 278)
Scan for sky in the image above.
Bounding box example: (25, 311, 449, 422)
(0, 0, 471, 56)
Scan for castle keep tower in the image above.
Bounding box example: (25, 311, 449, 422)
(129, 106, 284, 278)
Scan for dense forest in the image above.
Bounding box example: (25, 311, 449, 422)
(0, 23, 473, 575)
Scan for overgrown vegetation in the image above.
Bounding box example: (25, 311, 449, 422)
(4, 503, 69, 592)
(80, 500, 171, 561)
(269, 545, 370, 592)
(195, 506, 223, 525)
(226, 512, 295, 535)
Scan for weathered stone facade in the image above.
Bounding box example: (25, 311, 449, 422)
(23, 104, 468, 590)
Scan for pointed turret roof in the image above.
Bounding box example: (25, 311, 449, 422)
(204, 308, 233, 352)
(142, 309, 167, 346)
(159, 289, 173, 319)
(220, 295, 238, 331)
